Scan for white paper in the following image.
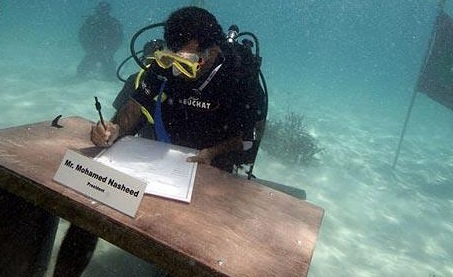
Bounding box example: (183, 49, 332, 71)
(95, 136, 198, 202)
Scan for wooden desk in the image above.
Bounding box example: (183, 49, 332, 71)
(0, 116, 324, 277)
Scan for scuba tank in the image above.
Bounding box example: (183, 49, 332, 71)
(223, 25, 268, 179)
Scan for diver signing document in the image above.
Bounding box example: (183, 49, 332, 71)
(95, 136, 198, 202)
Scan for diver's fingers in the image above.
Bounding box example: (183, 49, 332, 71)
(186, 149, 213, 165)
(90, 122, 107, 146)
(106, 123, 119, 145)
(186, 155, 199, 163)
(91, 121, 118, 147)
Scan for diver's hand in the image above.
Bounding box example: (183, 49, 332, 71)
(90, 121, 119, 147)
(186, 148, 214, 165)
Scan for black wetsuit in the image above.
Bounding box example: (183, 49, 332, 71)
(131, 46, 264, 170)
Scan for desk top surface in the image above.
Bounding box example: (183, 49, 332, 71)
(0, 116, 324, 277)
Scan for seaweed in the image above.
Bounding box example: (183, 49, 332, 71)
(260, 112, 322, 166)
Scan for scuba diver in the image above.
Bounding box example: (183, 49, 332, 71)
(76, 1, 124, 81)
(111, 8, 267, 175)
(54, 6, 267, 277)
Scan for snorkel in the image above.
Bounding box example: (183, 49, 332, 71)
(116, 22, 165, 82)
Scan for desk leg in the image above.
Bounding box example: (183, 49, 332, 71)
(0, 188, 59, 277)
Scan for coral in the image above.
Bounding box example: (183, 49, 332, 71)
(260, 112, 322, 166)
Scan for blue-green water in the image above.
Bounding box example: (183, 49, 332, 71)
(1, 1, 452, 276)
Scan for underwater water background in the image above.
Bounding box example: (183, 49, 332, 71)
(1, 0, 452, 276)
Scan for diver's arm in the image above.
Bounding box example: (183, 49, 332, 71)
(187, 135, 243, 165)
(111, 99, 142, 137)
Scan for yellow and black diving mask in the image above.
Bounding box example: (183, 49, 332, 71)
(152, 50, 203, 79)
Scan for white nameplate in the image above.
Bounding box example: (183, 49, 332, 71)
(53, 149, 147, 217)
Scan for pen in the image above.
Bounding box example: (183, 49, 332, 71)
(94, 96, 106, 130)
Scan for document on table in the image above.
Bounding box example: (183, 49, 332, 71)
(95, 136, 198, 202)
